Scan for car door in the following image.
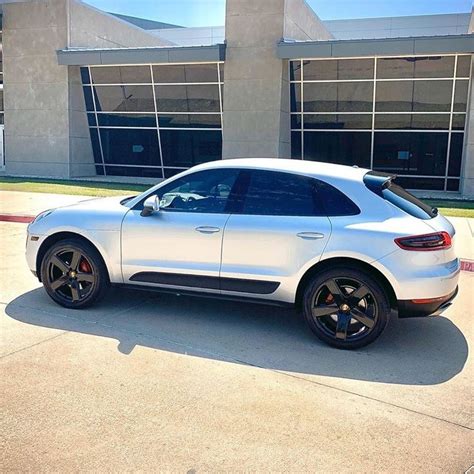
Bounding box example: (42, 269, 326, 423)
(220, 169, 332, 301)
(121, 168, 240, 292)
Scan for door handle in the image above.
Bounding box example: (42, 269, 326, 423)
(296, 232, 325, 240)
(195, 226, 221, 234)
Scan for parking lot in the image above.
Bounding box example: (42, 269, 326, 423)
(1, 215, 473, 471)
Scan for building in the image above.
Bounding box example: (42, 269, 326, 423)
(0, 0, 473, 197)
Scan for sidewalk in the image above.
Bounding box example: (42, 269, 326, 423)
(0, 189, 472, 261)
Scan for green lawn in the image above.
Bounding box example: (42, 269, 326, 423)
(0, 177, 473, 218)
(0, 177, 149, 197)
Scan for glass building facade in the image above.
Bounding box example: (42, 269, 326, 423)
(290, 55, 472, 191)
(81, 62, 224, 179)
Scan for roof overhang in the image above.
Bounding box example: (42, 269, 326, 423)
(57, 43, 226, 66)
(277, 34, 474, 59)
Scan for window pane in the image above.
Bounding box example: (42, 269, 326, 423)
(304, 82, 373, 112)
(303, 59, 374, 80)
(99, 128, 160, 166)
(290, 60, 302, 81)
(447, 179, 460, 191)
(105, 165, 163, 178)
(158, 114, 221, 128)
(89, 128, 102, 165)
(374, 114, 450, 130)
(454, 80, 468, 112)
(80, 67, 90, 84)
(452, 114, 466, 131)
(160, 130, 222, 167)
(375, 80, 452, 112)
(304, 114, 372, 130)
(241, 170, 318, 216)
(448, 133, 464, 177)
(290, 82, 301, 112)
(94, 85, 154, 112)
(83, 86, 94, 112)
(373, 132, 448, 176)
(91, 66, 151, 84)
(456, 55, 471, 77)
(377, 56, 454, 79)
(152, 64, 218, 83)
(97, 113, 157, 127)
(291, 114, 301, 129)
(393, 177, 445, 190)
(87, 113, 96, 126)
(158, 169, 238, 214)
(155, 85, 220, 112)
(304, 131, 371, 167)
(291, 131, 302, 159)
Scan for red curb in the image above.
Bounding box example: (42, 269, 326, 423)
(0, 214, 34, 223)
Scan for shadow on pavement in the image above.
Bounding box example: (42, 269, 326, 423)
(5, 286, 468, 386)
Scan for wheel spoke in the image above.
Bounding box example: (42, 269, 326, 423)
(50, 255, 68, 273)
(70, 251, 81, 271)
(70, 282, 80, 302)
(77, 272, 94, 284)
(335, 313, 351, 340)
(312, 304, 338, 318)
(325, 279, 345, 305)
(348, 285, 370, 308)
(351, 307, 375, 329)
(50, 275, 69, 291)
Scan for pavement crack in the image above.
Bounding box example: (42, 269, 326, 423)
(0, 331, 69, 360)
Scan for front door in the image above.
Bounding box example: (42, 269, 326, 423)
(121, 168, 240, 292)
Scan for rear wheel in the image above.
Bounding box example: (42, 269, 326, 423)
(41, 238, 109, 309)
(302, 266, 390, 349)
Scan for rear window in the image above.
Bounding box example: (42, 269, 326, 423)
(364, 171, 437, 220)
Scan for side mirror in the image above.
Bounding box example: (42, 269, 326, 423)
(140, 195, 160, 217)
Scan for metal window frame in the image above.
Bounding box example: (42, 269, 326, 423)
(85, 62, 224, 177)
(289, 53, 472, 192)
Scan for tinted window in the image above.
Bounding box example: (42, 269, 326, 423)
(304, 82, 373, 112)
(315, 181, 360, 216)
(240, 170, 318, 216)
(364, 172, 437, 219)
(303, 59, 374, 80)
(155, 169, 239, 214)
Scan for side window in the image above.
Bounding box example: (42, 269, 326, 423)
(156, 168, 240, 214)
(240, 170, 322, 216)
(314, 180, 361, 216)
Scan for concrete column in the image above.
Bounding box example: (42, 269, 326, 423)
(222, 0, 332, 159)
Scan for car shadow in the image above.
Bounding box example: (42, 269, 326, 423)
(5, 286, 468, 386)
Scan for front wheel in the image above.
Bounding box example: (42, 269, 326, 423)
(41, 238, 109, 309)
(302, 266, 390, 349)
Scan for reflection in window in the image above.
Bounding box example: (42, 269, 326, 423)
(91, 66, 152, 84)
(303, 59, 374, 81)
(153, 64, 218, 83)
(304, 114, 372, 130)
(94, 85, 155, 112)
(373, 132, 448, 176)
(155, 85, 220, 112)
(374, 114, 450, 130)
(377, 56, 455, 79)
(304, 82, 373, 112)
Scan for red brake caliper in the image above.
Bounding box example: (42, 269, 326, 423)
(325, 294, 334, 305)
(79, 258, 92, 273)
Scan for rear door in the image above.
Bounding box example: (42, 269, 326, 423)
(220, 169, 332, 299)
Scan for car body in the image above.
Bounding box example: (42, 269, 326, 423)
(26, 158, 460, 349)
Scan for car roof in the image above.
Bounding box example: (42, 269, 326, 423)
(192, 158, 369, 182)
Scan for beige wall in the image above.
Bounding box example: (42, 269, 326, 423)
(222, 0, 332, 160)
(2, 0, 171, 178)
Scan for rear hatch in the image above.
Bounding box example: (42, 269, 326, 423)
(363, 171, 456, 260)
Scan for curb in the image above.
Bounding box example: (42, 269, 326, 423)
(1, 213, 473, 273)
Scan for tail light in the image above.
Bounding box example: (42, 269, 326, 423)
(395, 231, 452, 251)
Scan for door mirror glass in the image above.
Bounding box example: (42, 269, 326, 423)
(141, 195, 160, 217)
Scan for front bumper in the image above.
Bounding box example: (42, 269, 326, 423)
(397, 286, 458, 318)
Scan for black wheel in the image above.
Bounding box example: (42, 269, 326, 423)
(302, 266, 390, 349)
(41, 238, 109, 309)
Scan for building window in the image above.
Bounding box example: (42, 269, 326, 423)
(81, 63, 223, 178)
(290, 54, 472, 191)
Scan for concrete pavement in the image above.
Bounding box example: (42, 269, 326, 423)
(0, 219, 473, 471)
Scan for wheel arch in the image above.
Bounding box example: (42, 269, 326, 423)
(36, 231, 109, 282)
(295, 257, 397, 310)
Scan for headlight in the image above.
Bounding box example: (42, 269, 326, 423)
(32, 209, 53, 224)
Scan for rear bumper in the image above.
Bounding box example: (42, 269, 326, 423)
(397, 286, 458, 318)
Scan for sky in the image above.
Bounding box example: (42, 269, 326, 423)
(84, 0, 473, 27)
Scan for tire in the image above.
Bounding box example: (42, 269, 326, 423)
(40, 238, 109, 309)
(302, 266, 390, 349)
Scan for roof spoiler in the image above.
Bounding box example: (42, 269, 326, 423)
(363, 171, 397, 195)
